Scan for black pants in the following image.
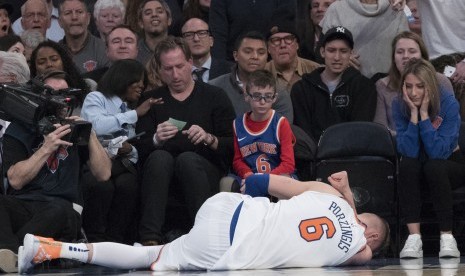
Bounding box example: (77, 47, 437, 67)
(398, 151, 465, 231)
(138, 150, 221, 243)
(81, 160, 139, 244)
(0, 196, 78, 252)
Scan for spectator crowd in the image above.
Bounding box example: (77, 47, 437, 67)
(0, 0, 465, 272)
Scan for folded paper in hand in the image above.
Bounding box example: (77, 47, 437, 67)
(103, 136, 128, 158)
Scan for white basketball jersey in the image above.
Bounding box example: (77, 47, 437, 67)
(212, 191, 366, 270)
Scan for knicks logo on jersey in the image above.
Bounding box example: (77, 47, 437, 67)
(240, 142, 277, 157)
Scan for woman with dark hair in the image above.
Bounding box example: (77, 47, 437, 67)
(80, 59, 161, 243)
(394, 58, 465, 259)
(0, 34, 25, 55)
(30, 40, 90, 94)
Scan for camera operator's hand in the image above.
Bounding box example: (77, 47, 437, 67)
(65, 115, 84, 122)
(41, 124, 73, 154)
(136, 97, 163, 117)
(118, 141, 133, 156)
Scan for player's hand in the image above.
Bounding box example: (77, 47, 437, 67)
(136, 97, 163, 117)
(42, 124, 73, 154)
(389, 0, 405, 11)
(182, 125, 208, 145)
(451, 61, 465, 84)
(328, 171, 350, 193)
(154, 121, 178, 142)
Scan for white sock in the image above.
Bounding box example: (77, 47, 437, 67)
(91, 242, 162, 270)
(59, 242, 89, 263)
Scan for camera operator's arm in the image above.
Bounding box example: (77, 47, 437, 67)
(7, 125, 73, 190)
(86, 129, 111, 182)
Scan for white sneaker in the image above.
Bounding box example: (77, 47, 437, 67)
(400, 234, 423, 258)
(439, 234, 460, 258)
(0, 249, 18, 273)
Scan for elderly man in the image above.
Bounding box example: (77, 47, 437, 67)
(0, 52, 30, 146)
(83, 24, 139, 82)
(58, 0, 110, 74)
(181, 17, 232, 82)
(264, 20, 320, 94)
(136, 0, 172, 65)
(210, 31, 294, 122)
(93, 0, 125, 43)
(12, 0, 64, 42)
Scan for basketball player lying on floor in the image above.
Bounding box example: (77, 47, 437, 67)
(19, 171, 389, 273)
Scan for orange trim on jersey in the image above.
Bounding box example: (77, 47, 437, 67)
(150, 245, 166, 271)
(243, 110, 276, 136)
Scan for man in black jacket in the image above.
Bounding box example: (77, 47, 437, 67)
(291, 26, 376, 142)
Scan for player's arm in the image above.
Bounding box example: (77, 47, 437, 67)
(327, 171, 356, 214)
(244, 174, 342, 199)
(341, 244, 373, 266)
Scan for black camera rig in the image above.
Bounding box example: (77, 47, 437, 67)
(0, 81, 92, 145)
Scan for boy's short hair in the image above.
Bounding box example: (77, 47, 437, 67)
(246, 69, 276, 93)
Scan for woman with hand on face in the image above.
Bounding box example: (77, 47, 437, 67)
(374, 31, 453, 136)
(393, 58, 465, 259)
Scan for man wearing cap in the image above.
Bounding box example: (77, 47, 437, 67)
(320, 0, 408, 78)
(264, 21, 320, 94)
(291, 26, 377, 142)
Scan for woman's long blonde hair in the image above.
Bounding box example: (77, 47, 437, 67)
(400, 58, 440, 119)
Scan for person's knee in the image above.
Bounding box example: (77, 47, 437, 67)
(423, 159, 447, 176)
(114, 173, 138, 195)
(144, 150, 174, 169)
(176, 151, 202, 171)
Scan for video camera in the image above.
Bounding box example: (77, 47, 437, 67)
(0, 80, 92, 145)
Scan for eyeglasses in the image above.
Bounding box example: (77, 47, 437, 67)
(269, 35, 296, 46)
(246, 91, 276, 102)
(182, 30, 210, 40)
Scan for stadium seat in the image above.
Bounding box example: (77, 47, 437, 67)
(314, 121, 399, 256)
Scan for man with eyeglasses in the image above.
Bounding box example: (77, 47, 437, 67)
(12, 0, 65, 42)
(232, 70, 296, 190)
(181, 18, 232, 82)
(209, 31, 294, 123)
(291, 26, 377, 142)
(264, 19, 320, 94)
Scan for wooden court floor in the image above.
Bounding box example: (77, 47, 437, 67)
(4, 257, 463, 275)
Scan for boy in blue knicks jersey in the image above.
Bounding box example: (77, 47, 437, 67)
(232, 70, 296, 185)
